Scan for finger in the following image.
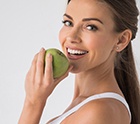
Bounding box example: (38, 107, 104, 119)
(25, 53, 38, 89)
(36, 48, 46, 80)
(27, 53, 38, 77)
(44, 53, 53, 82)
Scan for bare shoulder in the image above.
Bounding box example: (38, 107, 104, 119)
(68, 98, 130, 124)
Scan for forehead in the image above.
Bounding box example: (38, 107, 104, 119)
(65, 0, 113, 21)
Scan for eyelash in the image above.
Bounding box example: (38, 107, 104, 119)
(86, 25, 98, 31)
(62, 20, 98, 31)
(62, 20, 73, 27)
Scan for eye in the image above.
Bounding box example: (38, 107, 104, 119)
(62, 20, 73, 27)
(86, 25, 98, 31)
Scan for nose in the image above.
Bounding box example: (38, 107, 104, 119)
(66, 27, 82, 43)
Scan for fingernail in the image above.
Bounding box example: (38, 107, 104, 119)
(47, 53, 51, 57)
(40, 47, 44, 52)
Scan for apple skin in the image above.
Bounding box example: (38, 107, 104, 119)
(45, 48, 70, 78)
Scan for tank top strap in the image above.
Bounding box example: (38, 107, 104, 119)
(49, 92, 131, 124)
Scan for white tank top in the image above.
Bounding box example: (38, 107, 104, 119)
(49, 92, 131, 124)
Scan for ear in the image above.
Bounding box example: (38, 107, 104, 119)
(116, 29, 132, 52)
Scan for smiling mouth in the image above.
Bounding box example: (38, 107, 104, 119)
(67, 48, 88, 55)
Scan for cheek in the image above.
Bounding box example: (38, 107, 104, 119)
(83, 35, 105, 51)
(59, 27, 66, 46)
(86, 33, 115, 51)
(59, 28, 63, 45)
(85, 35, 115, 62)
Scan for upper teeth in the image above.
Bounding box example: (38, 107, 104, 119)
(68, 48, 87, 55)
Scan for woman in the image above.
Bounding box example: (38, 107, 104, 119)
(18, 0, 140, 124)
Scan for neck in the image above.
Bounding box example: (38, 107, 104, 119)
(72, 64, 120, 100)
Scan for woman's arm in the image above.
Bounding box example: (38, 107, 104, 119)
(18, 48, 72, 124)
(18, 98, 46, 124)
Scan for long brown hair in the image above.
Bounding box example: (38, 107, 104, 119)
(67, 0, 140, 124)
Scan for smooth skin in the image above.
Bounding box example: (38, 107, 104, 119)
(18, 0, 132, 124)
(59, 0, 131, 123)
(18, 49, 73, 124)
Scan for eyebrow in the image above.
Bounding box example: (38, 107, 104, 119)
(63, 13, 103, 24)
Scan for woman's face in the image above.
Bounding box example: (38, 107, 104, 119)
(59, 0, 120, 73)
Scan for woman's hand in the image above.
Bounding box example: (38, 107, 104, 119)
(25, 47, 72, 105)
(18, 48, 72, 124)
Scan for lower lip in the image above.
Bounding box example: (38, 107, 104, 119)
(66, 52, 87, 60)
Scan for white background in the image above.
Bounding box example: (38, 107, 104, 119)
(0, 0, 140, 123)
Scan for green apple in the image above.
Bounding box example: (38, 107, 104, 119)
(45, 48, 70, 78)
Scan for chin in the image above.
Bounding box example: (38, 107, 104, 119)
(70, 65, 83, 74)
